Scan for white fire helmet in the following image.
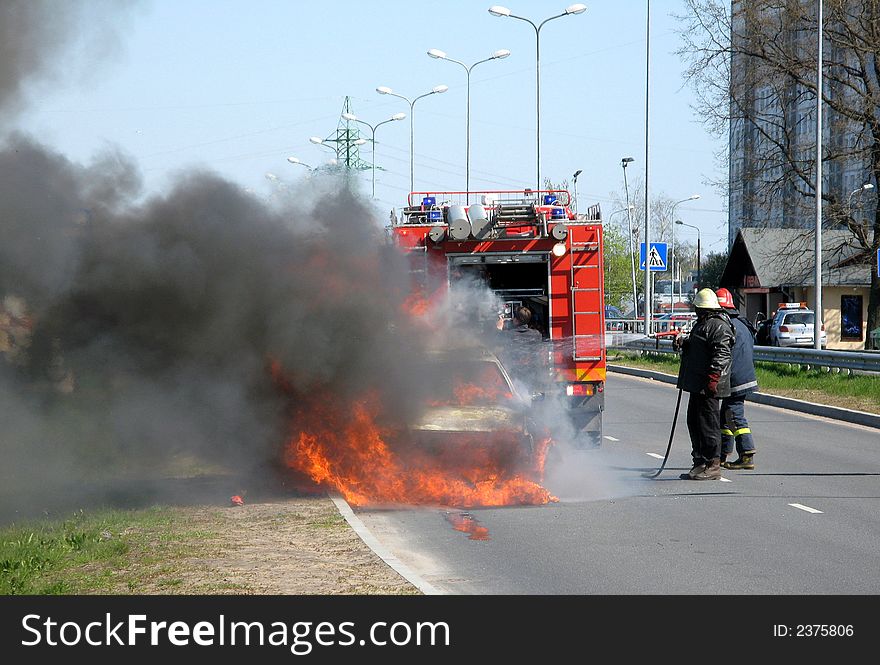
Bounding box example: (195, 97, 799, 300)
(693, 288, 722, 310)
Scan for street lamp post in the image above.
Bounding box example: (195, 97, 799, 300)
(675, 219, 701, 291)
(607, 208, 632, 221)
(814, 0, 824, 350)
(488, 4, 586, 191)
(846, 182, 874, 209)
(286, 156, 313, 171)
(669, 195, 700, 315)
(341, 112, 406, 198)
(376, 85, 448, 194)
(572, 169, 582, 214)
(644, 0, 652, 334)
(621, 157, 637, 316)
(427, 48, 510, 201)
(309, 136, 339, 164)
(309, 136, 335, 150)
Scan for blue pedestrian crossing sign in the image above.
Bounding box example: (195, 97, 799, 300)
(639, 242, 668, 272)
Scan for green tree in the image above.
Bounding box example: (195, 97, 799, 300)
(602, 224, 636, 311)
(698, 250, 729, 291)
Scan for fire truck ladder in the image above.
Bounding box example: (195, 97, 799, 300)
(569, 233, 604, 362)
(405, 243, 428, 281)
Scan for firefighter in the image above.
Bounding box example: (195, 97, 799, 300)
(496, 305, 546, 388)
(674, 288, 735, 480)
(715, 288, 758, 470)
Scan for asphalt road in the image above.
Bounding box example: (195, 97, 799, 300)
(356, 372, 880, 594)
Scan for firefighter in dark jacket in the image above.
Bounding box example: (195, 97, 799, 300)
(496, 305, 546, 387)
(715, 288, 758, 470)
(674, 288, 735, 480)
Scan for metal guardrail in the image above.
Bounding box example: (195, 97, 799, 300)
(606, 318, 695, 335)
(610, 336, 880, 373)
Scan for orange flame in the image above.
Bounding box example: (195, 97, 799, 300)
(280, 390, 557, 509)
(401, 291, 430, 318)
(446, 513, 490, 540)
(400, 283, 445, 323)
(428, 381, 513, 407)
(428, 363, 514, 407)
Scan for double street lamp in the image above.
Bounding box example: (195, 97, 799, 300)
(488, 4, 586, 192)
(376, 84, 448, 194)
(427, 47, 510, 201)
(341, 111, 406, 198)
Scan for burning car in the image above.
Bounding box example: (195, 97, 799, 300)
(279, 346, 556, 508)
(407, 348, 539, 462)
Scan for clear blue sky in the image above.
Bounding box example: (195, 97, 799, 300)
(15, 0, 729, 255)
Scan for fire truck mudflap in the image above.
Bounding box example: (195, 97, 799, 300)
(392, 189, 606, 448)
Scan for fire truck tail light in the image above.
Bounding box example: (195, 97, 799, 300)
(566, 383, 593, 397)
(597, 382, 604, 393)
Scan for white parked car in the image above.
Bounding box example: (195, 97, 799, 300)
(769, 303, 827, 348)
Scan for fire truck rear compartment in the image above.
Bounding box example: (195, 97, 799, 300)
(450, 254, 603, 448)
(451, 256, 549, 329)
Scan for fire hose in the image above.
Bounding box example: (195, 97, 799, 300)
(643, 388, 682, 479)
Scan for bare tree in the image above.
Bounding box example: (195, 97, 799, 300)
(676, 0, 880, 347)
(607, 179, 681, 245)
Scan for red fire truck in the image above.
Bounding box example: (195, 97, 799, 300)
(391, 189, 606, 446)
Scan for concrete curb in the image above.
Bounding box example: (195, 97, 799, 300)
(607, 363, 880, 430)
(328, 493, 444, 596)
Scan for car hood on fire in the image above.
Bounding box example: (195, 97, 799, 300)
(411, 405, 525, 433)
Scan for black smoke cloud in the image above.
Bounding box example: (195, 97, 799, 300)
(0, 0, 138, 119)
(0, 132, 427, 518)
(0, 0, 497, 520)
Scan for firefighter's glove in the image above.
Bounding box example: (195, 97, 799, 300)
(672, 334, 685, 353)
(705, 372, 720, 397)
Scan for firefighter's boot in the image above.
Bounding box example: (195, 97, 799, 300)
(692, 458, 722, 480)
(723, 453, 755, 470)
(680, 461, 706, 480)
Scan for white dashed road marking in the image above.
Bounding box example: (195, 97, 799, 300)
(646, 452, 664, 459)
(604, 436, 619, 442)
(789, 503, 823, 514)
(719, 477, 732, 483)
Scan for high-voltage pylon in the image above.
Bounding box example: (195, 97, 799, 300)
(313, 96, 371, 170)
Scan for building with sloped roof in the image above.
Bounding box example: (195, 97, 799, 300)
(720, 228, 871, 349)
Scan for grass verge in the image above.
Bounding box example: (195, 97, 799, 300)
(608, 351, 880, 415)
(0, 506, 225, 595)
(0, 497, 420, 596)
